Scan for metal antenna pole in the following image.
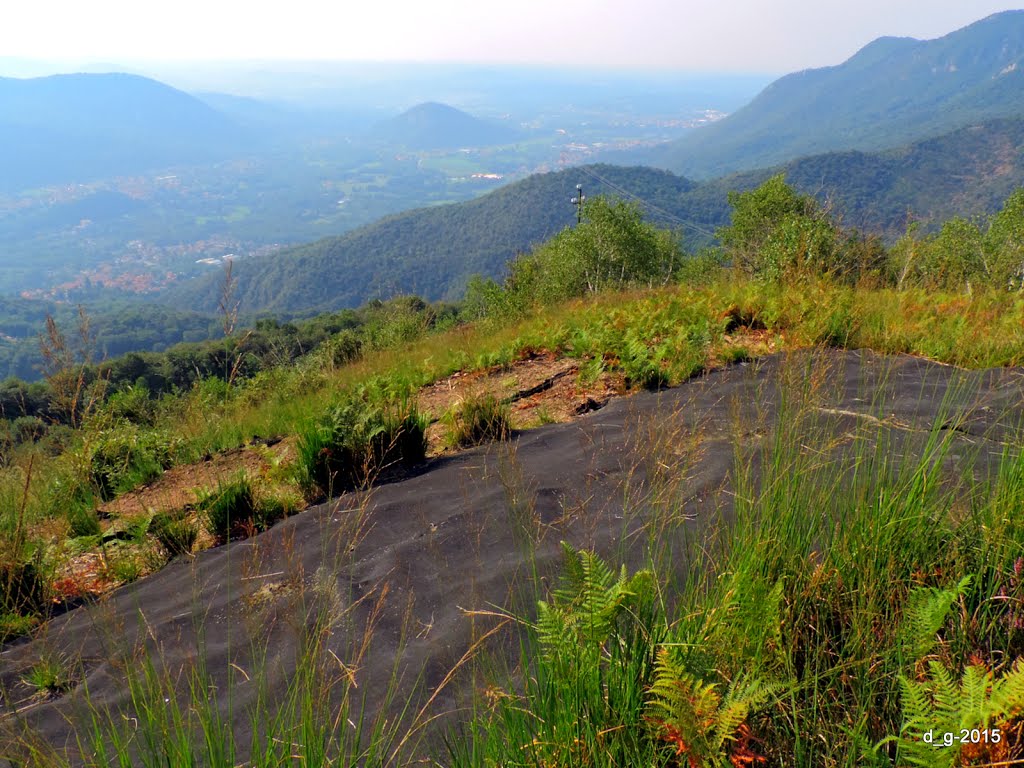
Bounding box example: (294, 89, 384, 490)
(570, 183, 585, 225)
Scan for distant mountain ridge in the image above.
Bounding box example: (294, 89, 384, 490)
(0, 72, 245, 190)
(656, 10, 1024, 178)
(167, 116, 1024, 316)
(370, 102, 519, 150)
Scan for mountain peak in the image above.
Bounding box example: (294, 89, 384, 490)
(372, 101, 517, 150)
(846, 35, 919, 67)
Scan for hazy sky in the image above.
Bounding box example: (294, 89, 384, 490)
(5, 1, 1023, 73)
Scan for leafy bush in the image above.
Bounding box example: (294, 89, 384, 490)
(363, 296, 433, 350)
(297, 397, 428, 499)
(675, 248, 728, 286)
(473, 196, 684, 316)
(103, 384, 158, 427)
(324, 330, 363, 367)
(887, 189, 1024, 292)
(11, 415, 46, 445)
(88, 426, 179, 501)
(149, 512, 198, 557)
(444, 394, 511, 448)
(718, 175, 839, 282)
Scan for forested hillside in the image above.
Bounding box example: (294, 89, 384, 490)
(694, 117, 1024, 233)
(167, 165, 701, 314)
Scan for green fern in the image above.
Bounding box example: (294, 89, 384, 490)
(897, 658, 1024, 767)
(537, 542, 655, 654)
(647, 648, 776, 767)
(898, 576, 972, 663)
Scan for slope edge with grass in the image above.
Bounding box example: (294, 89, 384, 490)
(3, 179, 1024, 765)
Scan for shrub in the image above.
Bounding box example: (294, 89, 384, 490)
(297, 397, 428, 499)
(103, 384, 158, 426)
(718, 175, 841, 282)
(149, 512, 198, 557)
(675, 248, 727, 286)
(11, 415, 46, 445)
(887, 188, 1024, 292)
(324, 330, 363, 367)
(364, 296, 432, 350)
(444, 394, 512, 448)
(471, 197, 684, 316)
(88, 426, 179, 501)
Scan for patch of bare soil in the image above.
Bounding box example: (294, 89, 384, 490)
(417, 352, 624, 452)
(709, 328, 782, 366)
(98, 441, 292, 520)
(42, 441, 298, 602)
(95, 354, 625, 528)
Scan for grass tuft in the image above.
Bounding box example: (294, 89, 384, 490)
(149, 512, 199, 558)
(22, 654, 74, 697)
(198, 473, 258, 541)
(444, 394, 512, 448)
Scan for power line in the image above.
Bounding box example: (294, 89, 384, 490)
(575, 166, 719, 240)
(579, 166, 715, 236)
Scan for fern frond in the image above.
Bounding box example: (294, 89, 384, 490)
(558, 540, 585, 594)
(648, 648, 775, 767)
(897, 656, 1023, 768)
(899, 576, 971, 662)
(990, 658, 1024, 719)
(960, 663, 993, 727)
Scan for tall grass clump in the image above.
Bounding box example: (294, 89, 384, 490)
(86, 425, 180, 501)
(447, 543, 778, 768)
(1, 559, 46, 641)
(296, 395, 428, 499)
(444, 394, 512, 448)
(148, 512, 199, 557)
(453, 359, 1024, 766)
(195, 473, 282, 544)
